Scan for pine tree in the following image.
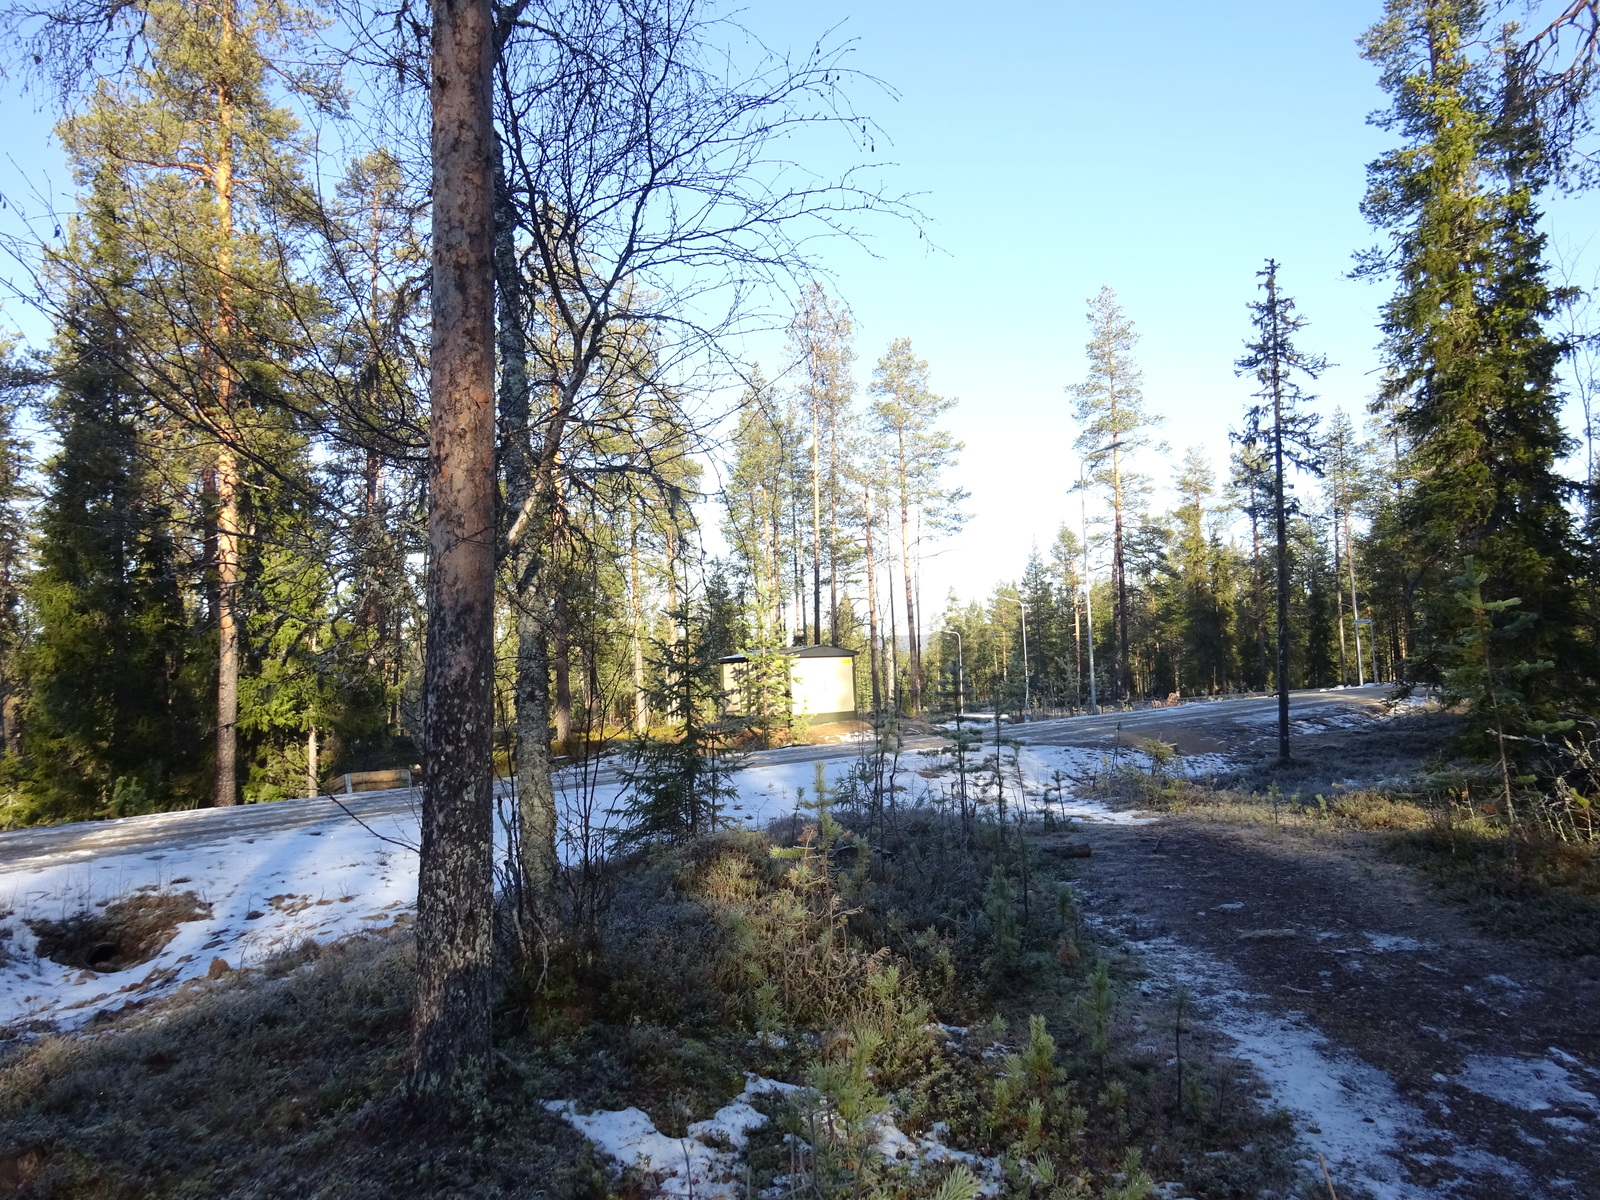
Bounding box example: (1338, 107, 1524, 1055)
(53, 0, 327, 807)
(869, 338, 965, 713)
(1069, 286, 1162, 703)
(1049, 526, 1085, 708)
(788, 285, 856, 647)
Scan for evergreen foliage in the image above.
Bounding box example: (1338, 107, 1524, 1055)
(615, 596, 746, 843)
(21, 178, 202, 821)
(1359, 0, 1593, 742)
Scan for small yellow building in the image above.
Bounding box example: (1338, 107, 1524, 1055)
(718, 645, 858, 725)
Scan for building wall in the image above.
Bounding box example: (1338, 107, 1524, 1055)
(792, 658, 855, 719)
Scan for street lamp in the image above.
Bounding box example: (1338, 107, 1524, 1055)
(996, 593, 1029, 720)
(943, 627, 964, 722)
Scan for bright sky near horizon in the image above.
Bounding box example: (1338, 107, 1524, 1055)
(722, 0, 1600, 615)
(4, 1, 1600, 619)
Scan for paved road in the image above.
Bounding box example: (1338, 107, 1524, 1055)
(0, 685, 1391, 871)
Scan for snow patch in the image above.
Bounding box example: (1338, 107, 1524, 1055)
(1363, 933, 1432, 953)
(1455, 1054, 1600, 1114)
(545, 1075, 801, 1200)
(0, 804, 418, 1033)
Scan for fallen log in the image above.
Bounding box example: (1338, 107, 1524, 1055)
(1044, 842, 1093, 860)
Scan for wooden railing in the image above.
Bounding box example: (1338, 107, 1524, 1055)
(326, 768, 415, 795)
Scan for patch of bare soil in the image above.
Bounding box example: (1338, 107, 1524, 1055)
(1060, 816, 1600, 1198)
(1227, 707, 1469, 795)
(27, 890, 211, 973)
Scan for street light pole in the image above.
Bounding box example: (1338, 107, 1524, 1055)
(998, 593, 1029, 719)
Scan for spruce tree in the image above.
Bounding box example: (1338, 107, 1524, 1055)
(1360, 0, 1589, 738)
(1173, 448, 1230, 695)
(1235, 260, 1325, 765)
(23, 177, 201, 821)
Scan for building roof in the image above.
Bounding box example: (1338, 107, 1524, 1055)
(718, 645, 857, 664)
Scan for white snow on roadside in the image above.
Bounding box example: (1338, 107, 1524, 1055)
(1120, 931, 1531, 1199)
(0, 806, 419, 1033)
(545, 1074, 801, 1200)
(0, 723, 1231, 1031)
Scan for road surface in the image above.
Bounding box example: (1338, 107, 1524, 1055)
(0, 685, 1390, 872)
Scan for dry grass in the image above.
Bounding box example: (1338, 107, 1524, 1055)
(0, 932, 598, 1199)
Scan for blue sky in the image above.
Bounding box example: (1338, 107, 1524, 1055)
(5, 0, 1600, 612)
(721, 0, 1600, 608)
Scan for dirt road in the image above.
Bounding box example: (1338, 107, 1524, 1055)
(1058, 729, 1600, 1198)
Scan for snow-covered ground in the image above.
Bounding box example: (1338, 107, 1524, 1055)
(0, 739, 1216, 1032)
(0, 805, 420, 1032)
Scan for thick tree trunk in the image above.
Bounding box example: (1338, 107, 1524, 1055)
(412, 0, 496, 1100)
(212, 26, 242, 809)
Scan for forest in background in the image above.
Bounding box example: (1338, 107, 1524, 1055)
(0, 0, 1597, 828)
